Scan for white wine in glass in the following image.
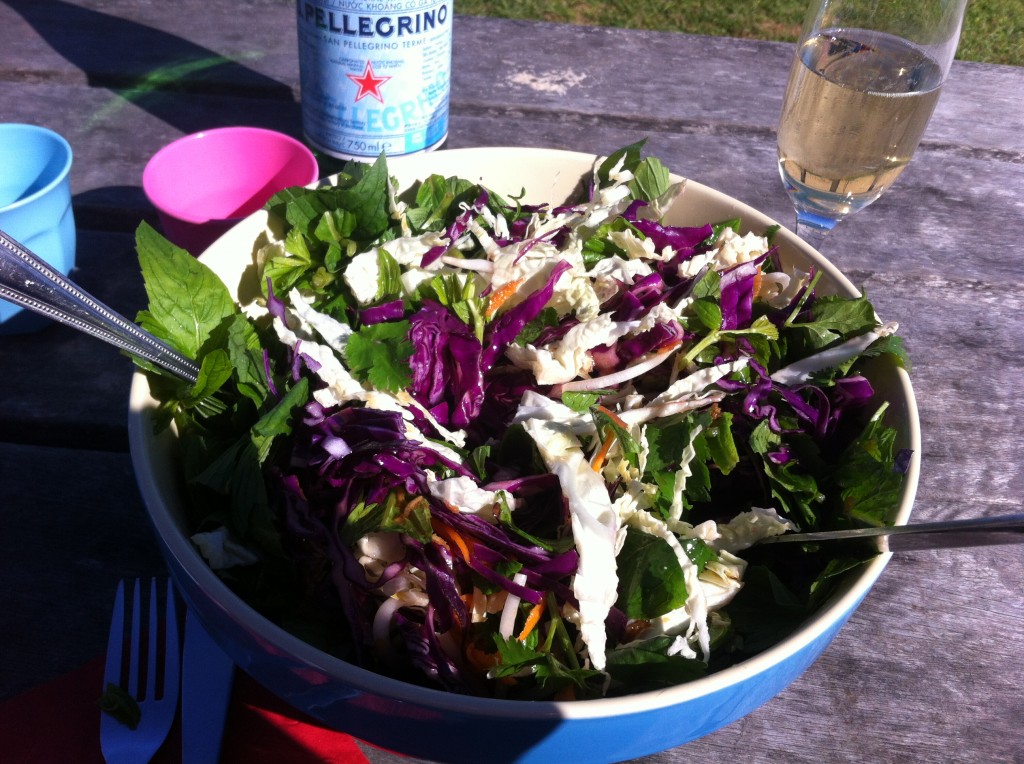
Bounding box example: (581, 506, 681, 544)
(777, 0, 969, 248)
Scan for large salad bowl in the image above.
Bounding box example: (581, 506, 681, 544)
(128, 147, 921, 763)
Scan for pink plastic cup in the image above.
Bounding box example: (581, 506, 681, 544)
(142, 127, 319, 254)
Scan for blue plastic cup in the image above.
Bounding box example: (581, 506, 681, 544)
(0, 124, 76, 334)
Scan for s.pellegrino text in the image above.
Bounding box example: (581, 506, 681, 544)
(296, 0, 452, 160)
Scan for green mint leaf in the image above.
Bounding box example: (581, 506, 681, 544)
(314, 207, 358, 247)
(227, 440, 280, 553)
(580, 217, 632, 266)
(561, 390, 610, 413)
(407, 174, 478, 232)
(809, 555, 873, 605)
(628, 156, 671, 202)
(681, 537, 718, 572)
(597, 138, 647, 186)
(615, 527, 689, 619)
(703, 411, 739, 475)
(338, 153, 392, 242)
(710, 217, 742, 242)
(135, 222, 236, 358)
(748, 418, 782, 456)
(605, 636, 706, 692)
(181, 349, 233, 411)
(469, 444, 491, 481)
(375, 247, 402, 300)
(427, 273, 486, 338)
(223, 314, 269, 406)
(691, 297, 723, 332)
(514, 306, 559, 346)
(691, 268, 721, 300)
(250, 378, 309, 464)
(345, 320, 413, 393)
(762, 455, 822, 526)
(724, 566, 808, 655)
(787, 294, 878, 353)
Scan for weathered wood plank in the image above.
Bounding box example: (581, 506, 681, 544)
(0, 443, 166, 700)
(1, 4, 1022, 762)
(2, 6, 1021, 157)
(0, 229, 143, 450)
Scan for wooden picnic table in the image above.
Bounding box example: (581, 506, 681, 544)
(1, 1, 1022, 762)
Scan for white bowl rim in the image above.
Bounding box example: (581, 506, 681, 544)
(129, 145, 922, 721)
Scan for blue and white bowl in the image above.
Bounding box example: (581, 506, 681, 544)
(129, 147, 921, 764)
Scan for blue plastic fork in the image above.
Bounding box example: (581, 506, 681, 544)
(100, 579, 181, 764)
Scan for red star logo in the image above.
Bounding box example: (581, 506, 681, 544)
(347, 61, 391, 104)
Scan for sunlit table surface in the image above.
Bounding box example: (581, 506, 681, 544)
(1, 2, 1022, 762)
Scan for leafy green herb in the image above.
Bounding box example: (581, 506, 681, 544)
(513, 306, 559, 346)
(615, 528, 689, 619)
(592, 406, 642, 469)
(345, 320, 414, 392)
(628, 156, 672, 202)
(561, 390, 611, 413)
(703, 411, 739, 475)
(605, 636, 706, 692)
(427, 273, 486, 340)
(374, 248, 403, 301)
(135, 222, 237, 360)
(831, 403, 904, 526)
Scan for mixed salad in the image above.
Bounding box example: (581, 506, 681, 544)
(135, 141, 910, 700)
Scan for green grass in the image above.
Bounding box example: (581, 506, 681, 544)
(456, 0, 1024, 67)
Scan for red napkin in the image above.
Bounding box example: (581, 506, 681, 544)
(0, 656, 372, 763)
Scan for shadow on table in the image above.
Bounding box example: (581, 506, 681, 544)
(6, 0, 299, 135)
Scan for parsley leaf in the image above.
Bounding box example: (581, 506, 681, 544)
(345, 320, 413, 392)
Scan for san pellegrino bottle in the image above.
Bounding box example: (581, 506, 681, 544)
(296, 0, 452, 160)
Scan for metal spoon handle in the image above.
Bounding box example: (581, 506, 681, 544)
(759, 513, 1024, 551)
(0, 229, 199, 384)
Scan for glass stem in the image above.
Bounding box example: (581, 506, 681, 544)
(793, 209, 839, 251)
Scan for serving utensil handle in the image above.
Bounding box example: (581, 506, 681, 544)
(760, 513, 1024, 551)
(0, 229, 200, 383)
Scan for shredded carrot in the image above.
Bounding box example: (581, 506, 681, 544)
(394, 493, 426, 524)
(485, 278, 524, 318)
(591, 404, 628, 472)
(595, 404, 628, 428)
(590, 431, 616, 473)
(752, 265, 763, 300)
(430, 517, 473, 561)
(516, 601, 545, 642)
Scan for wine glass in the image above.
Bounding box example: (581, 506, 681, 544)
(777, 0, 969, 249)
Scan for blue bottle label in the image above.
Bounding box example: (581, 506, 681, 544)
(296, 0, 452, 160)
